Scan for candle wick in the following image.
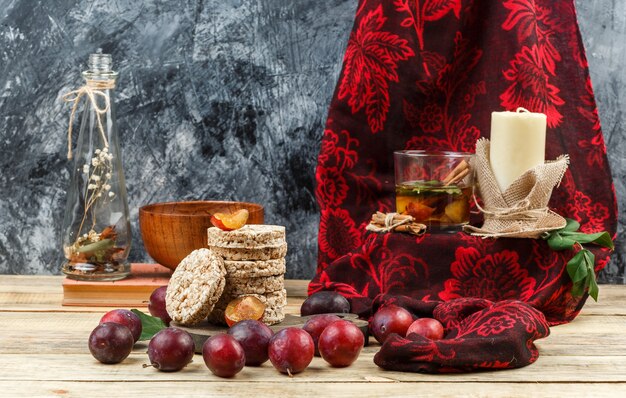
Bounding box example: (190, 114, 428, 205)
(516, 107, 530, 113)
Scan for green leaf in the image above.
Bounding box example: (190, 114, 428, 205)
(587, 267, 599, 301)
(571, 280, 586, 297)
(562, 218, 580, 233)
(566, 251, 587, 283)
(582, 249, 596, 269)
(583, 250, 599, 301)
(567, 250, 600, 301)
(547, 234, 577, 251)
(561, 231, 614, 250)
(592, 232, 615, 250)
(131, 309, 166, 341)
(397, 180, 463, 196)
(422, 180, 440, 186)
(581, 249, 599, 301)
(545, 218, 609, 301)
(77, 238, 114, 254)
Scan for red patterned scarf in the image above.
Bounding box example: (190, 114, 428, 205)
(310, 0, 616, 373)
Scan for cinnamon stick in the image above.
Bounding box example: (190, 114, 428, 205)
(443, 160, 470, 186)
(366, 212, 427, 236)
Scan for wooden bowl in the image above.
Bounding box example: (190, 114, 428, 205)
(139, 201, 264, 270)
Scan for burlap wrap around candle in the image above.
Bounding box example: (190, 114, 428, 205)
(464, 138, 569, 238)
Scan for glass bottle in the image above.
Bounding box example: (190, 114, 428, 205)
(61, 51, 131, 281)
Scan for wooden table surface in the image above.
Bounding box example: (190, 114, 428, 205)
(1, 276, 625, 397)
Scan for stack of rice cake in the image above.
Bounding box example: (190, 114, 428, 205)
(206, 225, 287, 325)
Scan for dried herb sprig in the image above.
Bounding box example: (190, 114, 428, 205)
(66, 146, 119, 263)
(78, 146, 115, 235)
(543, 219, 614, 301)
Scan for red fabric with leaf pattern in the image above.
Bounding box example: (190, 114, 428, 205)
(374, 298, 550, 373)
(310, 0, 617, 373)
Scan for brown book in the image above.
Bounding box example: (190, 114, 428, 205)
(62, 263, 171, 307)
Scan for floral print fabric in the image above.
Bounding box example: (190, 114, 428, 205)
(311, 0, 617, 373)
(374, 298, 550, 372)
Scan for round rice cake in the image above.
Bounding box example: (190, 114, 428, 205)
(210, 243, 287, 261)
(165, 248, 226, 326)
(207, 225, 286, 248)
(224, 258, 286, 278)
(223, 275, 284, 296)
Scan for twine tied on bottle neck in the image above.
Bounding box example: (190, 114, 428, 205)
(62, 79, 115, 160)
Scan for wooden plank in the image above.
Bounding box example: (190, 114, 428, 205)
(3, 299, 624, 316)
(0, 278, 309, 311)
(0, 275, 602, 301)
(2, 275, 624, 302)
(1, 276, 624, 314)
(546, 313, 626, 334)
(285, 279, 309, 297)
(1, 276, 626, 395)
(0, 353, 625, 383)
(0, 276, 309, 297)
(0, 296, 306, 313)
(0, 275, 64, 293)
(1, 307, 623, 335)
(1, 310, 625, 342)
(2, 320, 626, 357)
(534, 334, 626, 356)
(0, 381, 624, 398)
(3, 331, 624, 357)
(2, 308, 626, 358)
(3, 327, 626, 357)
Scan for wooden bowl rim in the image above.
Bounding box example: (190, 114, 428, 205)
(139, 200, 264, 217)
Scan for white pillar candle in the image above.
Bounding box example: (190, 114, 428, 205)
(489, 108, 546, 193)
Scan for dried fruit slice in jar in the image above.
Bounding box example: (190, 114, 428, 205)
(224, 295, 266, 327)
(444, 198, 469, 224)
(211, 209, 249, 231)
(404, 202, 435, 222)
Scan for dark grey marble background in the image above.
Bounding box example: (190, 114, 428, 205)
(0, 0, 624, 282)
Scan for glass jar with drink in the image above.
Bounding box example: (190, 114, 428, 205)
(394, 150, 474, 232)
